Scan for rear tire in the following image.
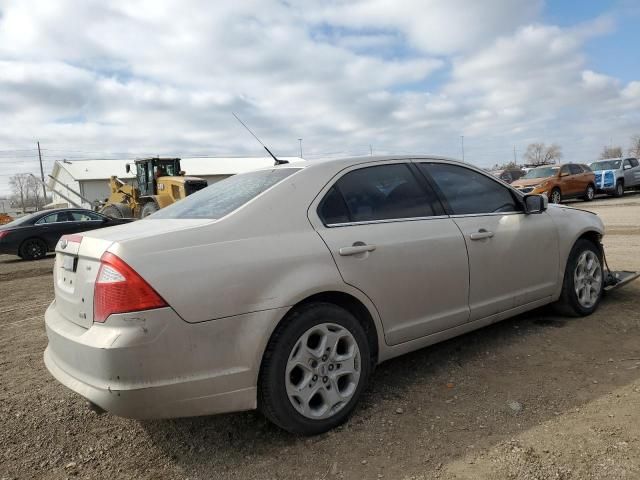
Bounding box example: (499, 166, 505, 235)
(258, 303, 372, 435)
(614, 181, 624, 198)
(583, 184, 595, 201)
(555, 239, 603, 317)
(20, 238, 48, 261)
(141, 202, 159, 217)
(550, 188, 562, 204)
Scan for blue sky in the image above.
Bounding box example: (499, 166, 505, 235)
(0, 0, 639, 196)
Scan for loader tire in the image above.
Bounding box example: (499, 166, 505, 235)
(101, 203, 132, 219)
(141, 202, 160, 218)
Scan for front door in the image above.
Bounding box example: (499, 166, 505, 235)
(623, 158, 640, 187)
(311, 162, 470, 345)
(418, 162, 560, 321)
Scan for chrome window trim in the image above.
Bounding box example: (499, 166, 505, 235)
(449, 211, 523, 219)
(326, 214, 450, 228)
(324, 210, 526, 228)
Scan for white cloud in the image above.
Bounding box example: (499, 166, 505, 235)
(0, 0, 638, 195)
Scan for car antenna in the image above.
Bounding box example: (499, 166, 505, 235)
(232, 112, 289, 165)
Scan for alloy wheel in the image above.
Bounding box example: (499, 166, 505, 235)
(573, 250, 602, 309)
(25, 240, 45, 259)
(586, 186, 594, 200)
(551, 190, 561, 204)
(285, 323, 361, 420)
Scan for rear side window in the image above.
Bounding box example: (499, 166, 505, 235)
(419, 163, 520, 215)
(152, 168, 299, 219)
(319, 164, 437, 224)
(569, 164, 583, 174)
(630, 158, 639, 168)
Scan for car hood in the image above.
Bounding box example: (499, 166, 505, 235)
(511, 177, 551, 187)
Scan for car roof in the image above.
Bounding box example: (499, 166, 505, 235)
(254, 154, 464, 173)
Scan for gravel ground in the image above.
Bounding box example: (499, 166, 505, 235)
(1, 194, 639, 480)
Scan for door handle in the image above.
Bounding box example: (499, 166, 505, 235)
(469, 229, 494, 240)
(339, 243, 377, 256)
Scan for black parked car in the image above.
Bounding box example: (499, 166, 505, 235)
(0, 208, 132, 260)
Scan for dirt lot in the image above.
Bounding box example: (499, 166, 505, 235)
(1, 195, 639, 480)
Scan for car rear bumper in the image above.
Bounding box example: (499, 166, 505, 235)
(44, 302, 288, 419)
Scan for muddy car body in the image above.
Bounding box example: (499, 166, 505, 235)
(45, 155, 618, 434)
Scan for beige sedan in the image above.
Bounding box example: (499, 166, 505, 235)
(45, 156, 609, 435)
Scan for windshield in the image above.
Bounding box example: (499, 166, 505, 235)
(2, 212, 39, 227)
(151, 168, 300, 219)
(590, 160, 621, 171)
(522, 166, 560, 179)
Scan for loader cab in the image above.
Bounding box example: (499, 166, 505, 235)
(128, 158, 182, 196)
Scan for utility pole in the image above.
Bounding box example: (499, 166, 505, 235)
(369, 144, 373, 156)
(513, 145, 517, 164)
(460, 135, 465, 162)
(298, 138, 303, 159)
(37, 141, 47, 202)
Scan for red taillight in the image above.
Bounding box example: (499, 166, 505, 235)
(0, 230, 10, 239)
(93, 252, 168, 323)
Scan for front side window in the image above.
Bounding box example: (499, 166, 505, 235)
(152, 168, 300, 219)
(560, 165, 571, 176)
(569, 164, 583, 175)
(71, 211, 102, 221)
(419, 163, 521, 215)
(624, 159, 632, 169)
(319, 164, 437, 224)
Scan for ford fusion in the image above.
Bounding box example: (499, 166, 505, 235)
(45, 156, 617, 435)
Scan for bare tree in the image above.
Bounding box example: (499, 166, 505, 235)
(599, 146, 623, 159)
(629, 135, 640, 158)
(523, 142, 563, 165)
(9, 173, 30, 214)
(27, 175, 45, 210)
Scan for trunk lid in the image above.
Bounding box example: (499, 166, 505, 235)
(52, 219, 212, 328)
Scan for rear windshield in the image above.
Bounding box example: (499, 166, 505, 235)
(151, 168, 300, 219)
(590, 159, 621, 171)
(3, 212, 39, 227)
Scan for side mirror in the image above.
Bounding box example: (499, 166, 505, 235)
(559, 171, 569, 177)
(523, 194, 547, 214)
(125, 164, 131, 174)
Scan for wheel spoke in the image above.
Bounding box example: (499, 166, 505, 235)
(285, 322, 362, 421)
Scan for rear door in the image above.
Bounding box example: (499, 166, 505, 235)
(418, 162, 559, 321)
(311, 161, 470, 345)
(34, 212, 74, 249)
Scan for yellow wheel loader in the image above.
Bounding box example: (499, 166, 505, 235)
(100, 158, 208, 219)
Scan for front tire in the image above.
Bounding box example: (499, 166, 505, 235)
(258, 303, 372, 435)
(555, 239, 603, 317)
(141, 202, 159, 217)
(614, 181, 624, 198)
(550, 188, 562, 204)
(20, 238, 48, 260)
(583, 184, 595, 201)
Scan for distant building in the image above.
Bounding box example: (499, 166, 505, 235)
(47, 157, 302, 208)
